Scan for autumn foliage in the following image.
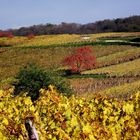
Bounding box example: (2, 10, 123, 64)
(63, 46, 96, 73)
(0, 31, 14, 38)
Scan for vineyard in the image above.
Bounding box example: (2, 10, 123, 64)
(0, 32, 140, 139)
(70, 77, 140, 98)
(1, 32, 140, 48)
(0, 45, 134, 80)
(0, 85, 140, 140)
(96, 48, 140, 68)
(83, 58, 140, 77)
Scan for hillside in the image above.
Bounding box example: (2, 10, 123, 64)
(0, 32, 140, 99)
(0, 31, 140, 139)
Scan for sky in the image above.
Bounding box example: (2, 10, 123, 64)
(0, 0, 140, 30)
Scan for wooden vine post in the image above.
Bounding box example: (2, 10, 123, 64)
(25, 117, 39, 140)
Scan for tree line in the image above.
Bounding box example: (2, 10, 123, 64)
(2, 15, 140, 36)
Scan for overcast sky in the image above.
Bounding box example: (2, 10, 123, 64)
(0, 0, 140, 30)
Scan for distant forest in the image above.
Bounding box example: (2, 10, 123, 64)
(3, 15, 140, 36)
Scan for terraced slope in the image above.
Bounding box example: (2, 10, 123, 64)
(0, 45, 134, 80)
(83, 58, 140, 77)
(99, 80, 140, 98)
(70, 77, 140, 97)
(1, 32, 140, 48)
(96, 47, 140, 68)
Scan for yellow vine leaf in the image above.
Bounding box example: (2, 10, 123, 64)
(123, 103, 134, 114)
(82, 123, 92, 134)
(71, 116, 78, 127)
(2, 118, 9, 125)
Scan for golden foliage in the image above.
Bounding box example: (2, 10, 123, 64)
(0, 85, 139, 139)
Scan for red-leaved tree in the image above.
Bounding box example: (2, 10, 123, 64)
(0, 31, 14, 38)
(63, 46, 96, 74)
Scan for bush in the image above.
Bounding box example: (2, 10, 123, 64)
(13, 64, 72, 101)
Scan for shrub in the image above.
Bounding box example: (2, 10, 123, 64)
(13, 64, 72, 101)
(63, 46, 96, 74)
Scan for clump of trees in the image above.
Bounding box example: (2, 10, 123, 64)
(4, 15, 140, 36)
(63, 46, 96, 74)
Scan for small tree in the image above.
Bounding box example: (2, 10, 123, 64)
(63, 46, 96, 74)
